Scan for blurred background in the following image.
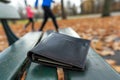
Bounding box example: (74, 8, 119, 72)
(8, 0, 120, 18)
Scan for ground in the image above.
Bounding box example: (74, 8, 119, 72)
(0, 16, 120, 73)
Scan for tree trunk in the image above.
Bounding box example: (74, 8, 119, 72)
(102, 0, 112, 17)
(61, 0, 67, 19)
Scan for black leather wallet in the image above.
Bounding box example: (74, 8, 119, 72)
(27, 32, 90, 71)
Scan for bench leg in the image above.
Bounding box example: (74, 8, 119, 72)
(1, 19, 19, 45)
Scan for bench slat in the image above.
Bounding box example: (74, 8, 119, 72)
(59, 27, 120, 80)
(64, 53, 120, 80)
(26, 63, 58, 80)
(25, 31, 58, 80)
(0, 32, 42, 80)
(59, 28, 80, 38)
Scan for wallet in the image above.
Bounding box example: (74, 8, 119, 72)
(27, 32, 91, 71)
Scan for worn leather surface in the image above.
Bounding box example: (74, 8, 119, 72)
(28, 32, 90, 70)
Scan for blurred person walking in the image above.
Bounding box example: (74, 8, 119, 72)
(24, 5, 35, 31)
(35, 0, 59, 32)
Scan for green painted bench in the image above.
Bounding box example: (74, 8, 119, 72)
(25, 27, 120, 80)
(0, 32, 43, 80)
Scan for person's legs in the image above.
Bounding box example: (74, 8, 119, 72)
(30, 18, 35, 31)
(45, 7, 59, 32)
(31, 21, 34, 31)
(52, 17, 59, 32)
(38, 7, 49, 31)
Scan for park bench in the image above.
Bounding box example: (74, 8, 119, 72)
(0, 1, 120, 80)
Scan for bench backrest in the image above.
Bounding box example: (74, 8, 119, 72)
(0, 2, 20, 19)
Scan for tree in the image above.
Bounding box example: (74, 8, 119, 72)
(72, 4, 77, 15)
(61, 0, 67, 19)
(66, 0, 72, 16)
(67, 0, 72, 9)
(80, 0, 95, 14)
(102, 0, 112, 17)
(52, 3, 61, 16)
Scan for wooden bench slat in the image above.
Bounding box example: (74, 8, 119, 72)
(25, 31, 58, 80)
(0, 32, 42, 80)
